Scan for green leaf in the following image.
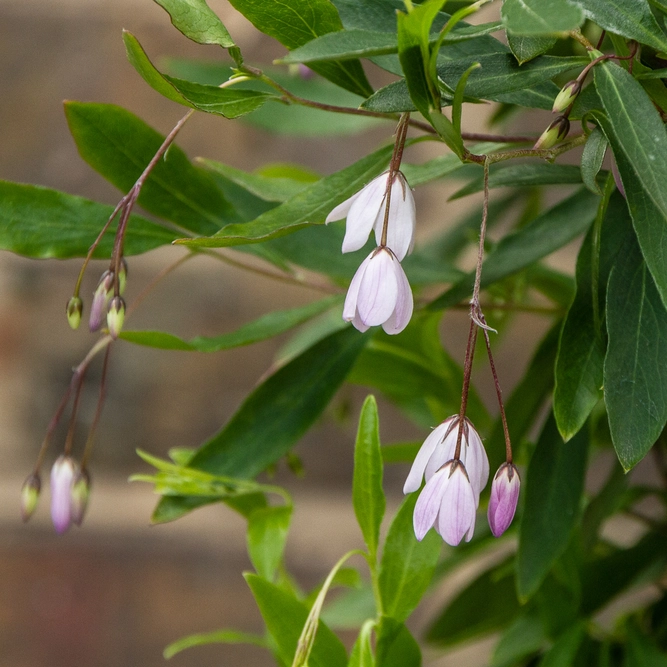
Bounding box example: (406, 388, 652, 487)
(120, 297, 340, 351)
(539, 623, 586, 667)
(247, 505, 292, 581)
(508, 34, 556, 64)
(123, 31, 272, 117)
(352, 396, 385, 560)
(226, 0, 372, 97)
(491, 615, 545, 667)
(348, 620, 375, 667)
(603, 230, 667, 470)
(427, 559, 521, 646)
(580, 126, 608, 195)
(516, 414, 589, 600)
(429, 189, 599, 310)
(163, 629, 267, 659)
(450, 163, 583, 199)
(593, 61, 667, 307)
(625, 623, 667, 667)
(578, 0, 667, 52)
(0, 181, 175, 259)
(375, 617, 421, 667)
(378, 494, 442, 622)
(502, 0, 584, 35)
(177, 144, 394, 248)
(245, 574, 348, 667)
(64, 101, 234, 235)
(153, 0, 236, 48)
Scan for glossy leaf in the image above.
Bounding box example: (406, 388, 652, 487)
(580, 126, 608, 195)
(177, 145, 394, 248)
(64, 101, 234, 235)
(247, 505, 292, 581)
(540, 623, 586, 667)
(245, 574, 348, 667)
(163, 629, 267, 659)
(501, 0, 584, 35)
(508, 34, 556, 64)
(378, 494, 442, 623)
(604, 231, 667, 471)
(375, 617, 421, 667)
(430, 189, 599, 310)
(578, 0, 667, 52)
(226, 0, 372, 97)
(120, 297, 340, 351)
(153, 0, 235, 48)
(352, 396, 385, 560)
(516, 414, 589, 600)
(0, 181, 175, 259)
(427, 560, 521, 645)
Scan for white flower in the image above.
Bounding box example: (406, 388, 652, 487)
(344, 247, 413, 335)
(326, 171, 416, 261)
(50, 456, 78, 534)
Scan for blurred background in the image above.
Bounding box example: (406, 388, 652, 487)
(0, 1, 568, 665)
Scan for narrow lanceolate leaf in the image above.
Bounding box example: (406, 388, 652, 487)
(501, 0, 584, 35)
(123, 31, 272, 117)
(226, 0, 372, 97)
(163, 629, 267, 659)
(429, 189, 599, 310)
(578, 0, 667, 52)
(593, 61, 667, 307)
(245, 574, 347, 667)
(120, 297, 340, 351)
(176, 144, 393, 248)
(517, 414, 589, 601)
(580, 126, 608, 195)
(247, 505, 292, 581)
(348, 620, 375, 667)
(0, 181, 176, 259)
(152, 0, 236, 48)
(64, 101, 235, 236)
(604, 232, 667, 471)
(352, 396, 385, 560)
(507, 34, 556, 64)
(378, 494, 442, 623)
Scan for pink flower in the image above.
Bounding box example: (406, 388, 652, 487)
(344, 247, 413, 335)
(50, 456, 78, 534)
(487, 463, 521, 537)
(326, 171, 416, 261)
(413, 460, 477, 546)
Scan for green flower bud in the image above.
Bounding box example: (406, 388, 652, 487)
(552, 80, 581, 114)
(107, 296, 126, 339)
(70, 468, 91, 527)
(21, 472, 41, 522)
(118, 258, 128, 296)
(533, 116, 570, 150)
(66, 296, 83, 330)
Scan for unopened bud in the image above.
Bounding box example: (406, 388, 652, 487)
(107, 296, 126, 339)
(66, 296, 83, 330)
(89, 270, 114, 332)
(552, 80, 581, 114)
(70, 468, 91, 527)
(51, 456, 78, 535)
(533, 116, 570, 150)
(487, 462, 520, 537)
(21, 472, 41, 522)
(118, 258, 128, 296)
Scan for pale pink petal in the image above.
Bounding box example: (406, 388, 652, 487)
(438, 463, 476, 546)
(424, 419, 459, 481)
(403, 419, 454, 494)
(465, 506, 477, 542)
(381, 256, 413, 335)
(357, 249, 398, 326)
(341, 175, 387, 254)
(488, 463, 521, 537)
(325, 193, 358, 224)
(383, 175, 416, 261)
(466, 425, 490, 501)
(413, 468, 448, 541)
(343, 253, 373, 322)
(50, 456, 77, 535)
(350, 312, 370, 333)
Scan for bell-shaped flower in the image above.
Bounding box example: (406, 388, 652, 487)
(413, 459, 477, 546)
(326, 171, 416, 261)
(487, 462, 521, 537)
(344, 247, 413, 335)
(50, 456, 78, 534)
(403, 416, 489, 505)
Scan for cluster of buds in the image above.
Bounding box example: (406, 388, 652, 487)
(87, 259, 128, 338)
(533, 79, 582, 150)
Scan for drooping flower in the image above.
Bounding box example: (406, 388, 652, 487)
(344, 247, 413, 335)
(403, 416, 489, 505)
(487, 462, 521, 537)
(413, 459, 477, 546)
(326, 171, 416, 261)
(50, 456, 78, 534)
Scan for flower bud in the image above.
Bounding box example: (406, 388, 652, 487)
(106, 296, 126, 339)
(21, 472, 41, 522)
(70, 468, 91, 527)
(118, 258, 128, 296)
(552, 80, 581, 114)
(50, 456, 78, 534)
(89, 270, 114, 332)
(66, 296, 83, 330)
(533, 116, 570, 150)
(487, 462, 521, 537)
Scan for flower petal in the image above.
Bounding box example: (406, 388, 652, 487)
(403, 419, 454, 494)
(424, 418, 459, 481)
(466, 425, 490, 501)
(383, 174, 416, 261)
(413, 468, 447, 541)
(356, 249, 398, 326)
(326, 192, 358, 224)
(341, 175, 387, 254)
(343, 253, 373, 322)
(488, 463, 521, 537)
(50, 456, 77, 535)
(381, 256, 413, 335)
(437, 463, 476, 546)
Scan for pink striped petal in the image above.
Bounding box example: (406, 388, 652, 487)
(465, 424, 490, 502)
(381, 256, 413, 335)
(356, 249, 398, 326)
(437, 462, 476, 546)
(341, 175, 387, 254)
(343, 253, 373, 323)
(382, 174, 416, 261)
(424, 418, 459, 481)
(413, 468, 448, 541)
(404, 418, 455, 494)
(488, 463, 521, 537)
